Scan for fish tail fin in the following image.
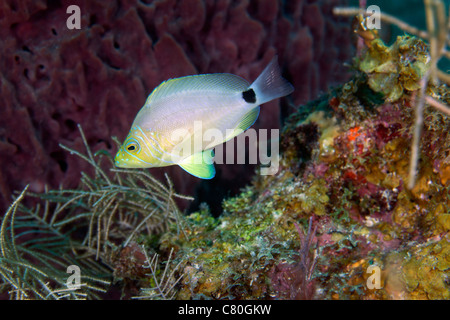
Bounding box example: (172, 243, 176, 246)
(248, 55, 294, 106)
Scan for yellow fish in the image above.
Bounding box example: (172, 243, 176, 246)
(114, 56, 294, 179)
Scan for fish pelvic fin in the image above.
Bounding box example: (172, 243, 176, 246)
(178, 149, 215, 179)
(248, 55, 294, 106)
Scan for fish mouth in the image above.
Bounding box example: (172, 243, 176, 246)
(114, 157, 133, 168)
(113, 153, 151, 168)
(114, 152, 124, 167)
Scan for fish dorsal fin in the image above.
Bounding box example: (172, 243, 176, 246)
(144, 74, 250, 107)
(178, 149, 215, 179)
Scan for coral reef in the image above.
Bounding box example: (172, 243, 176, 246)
(0, 0, 353, 214)
(156, 34, 450, 300)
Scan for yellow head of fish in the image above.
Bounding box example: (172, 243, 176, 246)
(114, 126, 160, 168)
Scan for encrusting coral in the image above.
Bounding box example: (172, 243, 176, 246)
(358, 36, 430, 102)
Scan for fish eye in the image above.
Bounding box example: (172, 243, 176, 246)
(125, 140, 140, 153)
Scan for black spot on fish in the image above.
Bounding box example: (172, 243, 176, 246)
(242, 89, 256, 103)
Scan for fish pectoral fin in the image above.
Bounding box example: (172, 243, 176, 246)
(178, 149, 215, 179)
